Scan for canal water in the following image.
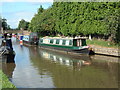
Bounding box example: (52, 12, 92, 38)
(0, 38, 119, 88)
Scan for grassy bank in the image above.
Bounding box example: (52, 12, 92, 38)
(87, 39, 119, 48)
(0, 70, 16, 89)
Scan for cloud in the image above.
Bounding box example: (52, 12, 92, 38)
(15, 11, 34, 20)
(1, 2, 53, 28)
(6, 11, 35, 28)
(0, 0, 53, 2)
(7, 19, 18, 28)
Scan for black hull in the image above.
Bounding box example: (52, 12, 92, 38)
(23, 41, 38, 46)
(1, 51, 15, 63)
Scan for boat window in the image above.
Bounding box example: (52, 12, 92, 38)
(50, 39, 54, 44)
(40, 39, 43, 43)
(43, 39, 49, 44)
(53, 39, 56, 44)
(62, 40, 66, 45)
(56, 39, 60, 44)
(59, 40, 63, 45)
(69, 40, 72, 45)
(66, 40, 69, 46)
(73, 39, 77, 46)
(81, 39, 87, 46)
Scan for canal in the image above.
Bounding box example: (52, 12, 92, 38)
(1, 37, 119, 88)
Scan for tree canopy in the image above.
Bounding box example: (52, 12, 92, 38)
(29, 2, 120, 43)
(18, 19, 29, 30)
(0, 17, 11, 30)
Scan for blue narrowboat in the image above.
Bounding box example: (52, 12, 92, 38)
(23, 32, 39, 45)
(16, 33, 24, 40)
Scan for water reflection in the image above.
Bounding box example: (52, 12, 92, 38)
(12, 45, 55, 88)
(2, 63, 16, 79)
(1, 37, 119, 88)
(40, 49, 92, 71)
(29, 47, 119, 88)
(29, 47, 92, 71)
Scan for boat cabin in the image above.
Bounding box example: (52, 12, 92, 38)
(23, 32, 39, 45)
(73, 38, 87, 46)
(39, 37, 87, 47)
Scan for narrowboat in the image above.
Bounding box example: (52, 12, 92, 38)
(0, 46, 15, 63)
(0, 34, 15, 63)
(23, 32, 39, 45)
(39, 37, 90, 54)
(16, 33, 24, 41)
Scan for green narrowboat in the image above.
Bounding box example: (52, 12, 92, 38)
(39, 37, 90, 54)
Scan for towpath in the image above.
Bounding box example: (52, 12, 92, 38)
(89, 44, 119, 57)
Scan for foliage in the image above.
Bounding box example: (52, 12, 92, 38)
(1, 17, 11, 30)
(29, 2, 120, 43)
(29, 6, 57, 36)
(18, 19, 29, 30)
(0, 70, 16, 88)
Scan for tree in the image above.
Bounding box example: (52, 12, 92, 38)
(18, 19, 29, 30)
(38, 5, 44, 14)
(2, 18, 8, 30)
(7, 25, 11, 30)
(29, 2, 120, 43)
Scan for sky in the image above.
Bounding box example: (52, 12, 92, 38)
(0, 0, 53, 29)
(0, 0, 118, 29)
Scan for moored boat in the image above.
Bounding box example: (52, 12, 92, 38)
(0, 48, 15, 63)
(16, 33, 24, 41)
(23, 32, 39, 46)
(39, 37, 90, 54)
(0, 43, 15, 63)
(0, 33, 15, 63)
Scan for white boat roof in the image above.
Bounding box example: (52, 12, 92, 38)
(42, 36, 87, 39)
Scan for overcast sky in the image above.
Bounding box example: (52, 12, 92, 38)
(0, 0, 53, 29)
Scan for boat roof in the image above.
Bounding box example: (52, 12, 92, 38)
(42, 36, 87, 39)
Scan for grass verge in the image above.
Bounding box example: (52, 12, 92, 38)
(87, 39, 119, 48)
(0, 70, 16, 89)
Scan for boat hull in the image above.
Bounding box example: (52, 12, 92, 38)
(23, 40, 38, 46)
(39, 44, 89, 55)
(0, 50, 15, 63)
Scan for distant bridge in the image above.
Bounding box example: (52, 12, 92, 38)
(0, 30, 31, 35)
(1, 30, 22, 33)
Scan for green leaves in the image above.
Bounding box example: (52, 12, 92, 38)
(29, 2, 120, 43)
(18, 19, 29, 30)
(1, 18, 10, 30)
